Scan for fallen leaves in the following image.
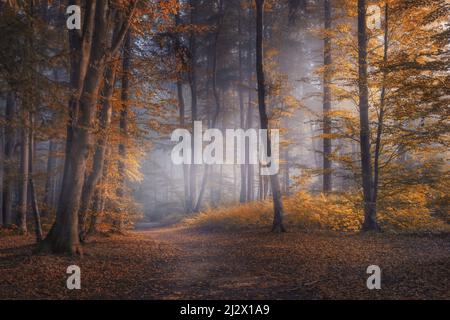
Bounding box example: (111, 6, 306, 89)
(0, 227, 449, 299)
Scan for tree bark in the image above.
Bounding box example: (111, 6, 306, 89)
(246, 10, 254, 202)
(373, 4, 389, 207)
(284, 147, 290, 195)
(17, 107, 29, 234)
(115, 32, 132, 231)
(322, 0, 332, 193)
(88, 148, 110, 236)
(2, 91, 16, 227)
(188, 0, 198, 213)
(358, 0, 379, 231)
(43, 139, 57, 216)
(41, 0, 136, 254)
(238, 7, 247, 203)
(28, 111, 43, 242)
(174, 8, 191, 213)
(255, 0, 286, 232)
(79, 59, 118, 240)
(194, 0, 223, 212)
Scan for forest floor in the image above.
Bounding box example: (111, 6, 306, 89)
(0, 226, 449, 299)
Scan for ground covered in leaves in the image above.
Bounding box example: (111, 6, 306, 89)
(0, 226, 449, 299)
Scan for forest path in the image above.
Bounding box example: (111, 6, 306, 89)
(141, 226, 267, 299)
(0, 226, 448, 299)
(141, 226, 450, 299)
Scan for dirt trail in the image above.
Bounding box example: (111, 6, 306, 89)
(143, 226, 450, 299)
(143, 226, 255, 299)
(0, 226, 449, 299)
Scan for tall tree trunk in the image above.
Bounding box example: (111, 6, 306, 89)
(88, 148, 110, 236)
(246, 11, 254, 202)
(28, 111, 43, 242)
(322, 0, 332, 193)
(116, 32, 132, 231)
(255, 0, 286, 232)
(373, 3, 389, 207)
(194, 0, 223, 212)
(17, 107, 29, 234)
(246, 100, 255, 201)
(358, 0, 379, 231)
(175, 9, 190, 213)
(238, 7, 247, 203)
(177, 81, 191, 213)
(41, 0, 135, 254)
(284, 147, 290, 195)
(40, 0, 98, 254)
(79, 60, 118, 240)
(88, 187, 102, 235)
(43, 139, 57, 216)
(2, 91, 16, 227)
(188, 0, 198, 213)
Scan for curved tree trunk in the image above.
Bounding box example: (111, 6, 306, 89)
(41, 0, 136, 254)
(255, 0, 286, 233)
(187, 0, 199, 213)
(79, 61, 118, 240)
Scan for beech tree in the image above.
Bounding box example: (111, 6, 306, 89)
(255, 0, 286, 233)
(41, 0, 138, 254)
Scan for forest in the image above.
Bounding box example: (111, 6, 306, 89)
(0, 0, 449, 300)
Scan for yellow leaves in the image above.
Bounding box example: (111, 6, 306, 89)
(185, 188, 450, 234)
(336, 24, 351, 34)
(283, 95, 301, 109)
(265, 48, 279, 59)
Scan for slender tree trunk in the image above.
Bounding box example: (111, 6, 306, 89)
(246, 12, 254, 202)
(322, 0, 332, 193)
(358, 0, 379, 231)
(88, 148, 110, 236)
(194, 1, 223, 212)
(2, 91, 16, 227)
(177, 82, 191, 213)
(246, 99, 255, 201)
(284, 147, 290, 195)
(255, 0, 286, 232)
(175, 9, 190, 213)
(116, 32, 132, 231)
(28, 111, 43, 242)
(373, 4, 389, 206)
(17, 107, 29, 234)
(79, 60, 118, 240)
(238, 7, 247, 203)
(88, 188, 102, 235)
(188, 0, 198, 213)
(43, 139, 57, 215)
